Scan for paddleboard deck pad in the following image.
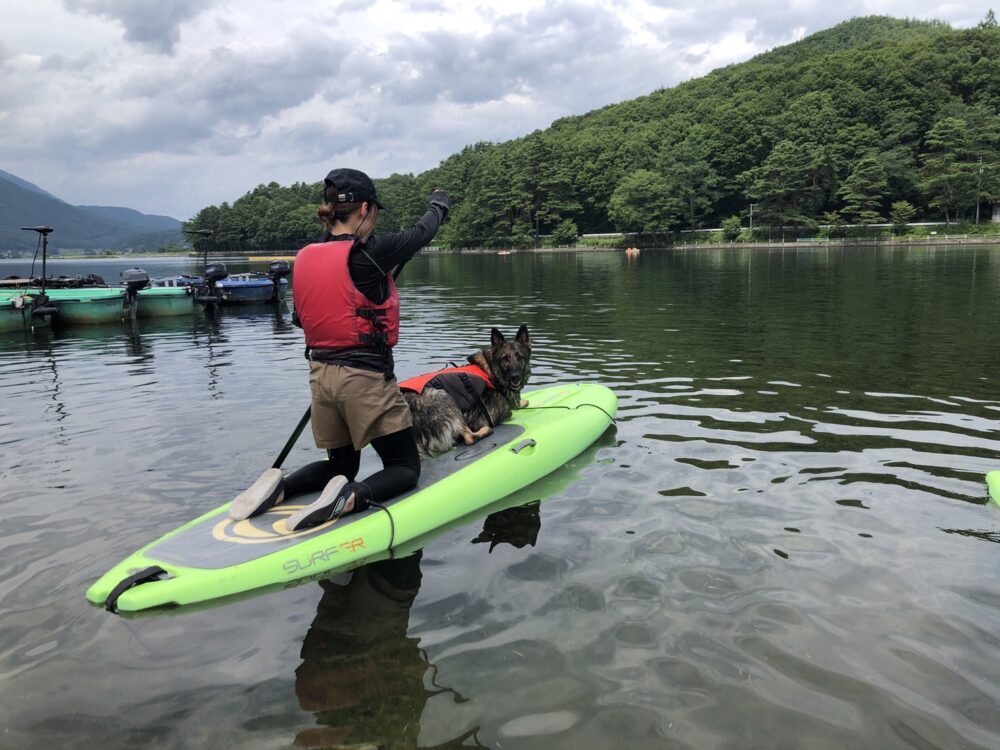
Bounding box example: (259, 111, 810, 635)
(87, 383, 616, 612)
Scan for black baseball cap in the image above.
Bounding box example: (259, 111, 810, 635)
(323, 168, 385, 209)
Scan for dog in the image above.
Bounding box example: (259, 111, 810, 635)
(400, 325, 532, 458)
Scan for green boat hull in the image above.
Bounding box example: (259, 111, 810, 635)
(22, 287, 126, 325)
(1, 293, 52, 332)
(86, 383, 617, 612)
(988, 471, 1000, 507)
(134, 287, 195, 317)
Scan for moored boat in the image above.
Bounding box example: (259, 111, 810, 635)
(189, 260, 291, 308)
(19, 287, 127, 325)
(120, 268, 194, 319)
(215, 273, 289, 304)
(134, 286, 195, 317)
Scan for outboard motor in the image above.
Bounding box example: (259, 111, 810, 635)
(204, 262, 229, 284)
(31, 293, 60, 320)
(194, 262, 228, 307)
(267, 260, 291, 302)
(9, 291, 58, 331)
(120, 268, 150, 319)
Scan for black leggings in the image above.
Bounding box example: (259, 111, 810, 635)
(283, 427, 421, 508)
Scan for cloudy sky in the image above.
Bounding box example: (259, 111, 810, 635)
(0, 1, 988, 220)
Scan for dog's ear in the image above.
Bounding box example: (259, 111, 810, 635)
(490, 328, 505, 348)
(515, 324, 530, 350)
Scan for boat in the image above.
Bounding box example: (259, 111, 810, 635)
(87, 382, 616, 613)
(120, 268, 194, 318)
(8, 226, 125, 326)
(134, 286, 195, 318)
(23, 287, 127, 325)
(215, 273, 288, 304)
(188, 261, 291, 308)
(988, 471, 1000, 507)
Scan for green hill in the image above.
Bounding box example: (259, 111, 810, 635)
(76, 205, 182, 232)
(186, 15, 1000, 250)
(0, 173, 183, 253)
(0, 169, 61, 201)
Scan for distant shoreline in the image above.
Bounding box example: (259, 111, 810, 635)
(2, 235, 996, 262)
(433, 236, 1000, 254)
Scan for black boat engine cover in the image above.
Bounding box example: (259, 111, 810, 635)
(267, 260, 291, 279)
(204, 263, 229, 283)
(121, 268, 150, 295)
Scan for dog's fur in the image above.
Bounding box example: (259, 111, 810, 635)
(403, 325, 532, 458)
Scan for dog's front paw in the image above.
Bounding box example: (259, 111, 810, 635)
(518, 399, 529, 409)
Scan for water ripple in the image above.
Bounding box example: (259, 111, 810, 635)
(0, 250, 998, 749)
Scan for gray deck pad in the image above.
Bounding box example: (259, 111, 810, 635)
(147, 424, 525, 569)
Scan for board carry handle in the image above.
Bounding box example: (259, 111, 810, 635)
(510, 438, 537, 454)
(104, 566, 168, 613)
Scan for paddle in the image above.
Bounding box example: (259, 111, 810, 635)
(272, 406, 311, 470)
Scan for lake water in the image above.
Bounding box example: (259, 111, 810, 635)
(1, 247, 998, 749)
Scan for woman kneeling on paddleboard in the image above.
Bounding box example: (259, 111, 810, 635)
(230, 168, 450, 531)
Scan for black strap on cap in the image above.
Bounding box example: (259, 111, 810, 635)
(104, 566, 168, 613)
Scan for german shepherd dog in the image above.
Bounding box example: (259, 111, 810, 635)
(403, 325, 532, 458)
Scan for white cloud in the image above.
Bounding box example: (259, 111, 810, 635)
(0, 0, 989, 219)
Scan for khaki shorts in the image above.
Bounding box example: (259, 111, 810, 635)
(308, 362, 412, 450)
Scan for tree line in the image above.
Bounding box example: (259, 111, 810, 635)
(186, 14, 1000, 252)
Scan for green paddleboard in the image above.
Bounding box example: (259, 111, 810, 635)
(86, 383, 617, 613)
(988, 471, 1000, 507)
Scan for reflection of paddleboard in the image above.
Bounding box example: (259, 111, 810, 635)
(988, 471, 1000, 507)
(87, 383, 617, 613)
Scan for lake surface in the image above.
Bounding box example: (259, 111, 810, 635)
(1, 247, 998, 749)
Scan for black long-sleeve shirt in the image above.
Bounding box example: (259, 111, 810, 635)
(327, 204, 446, 303)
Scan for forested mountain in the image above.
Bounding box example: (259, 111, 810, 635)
(186, 14, 1000, 252)
(0, 169, 60, 201)
(0, 172, 183, 252)
(76, 206, 181, 232)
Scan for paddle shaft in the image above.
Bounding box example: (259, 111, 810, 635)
(272, 406, 311, 469)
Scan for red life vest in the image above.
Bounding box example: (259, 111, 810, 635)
(293, 240, 400, 349)
(398, 364, 494, 394)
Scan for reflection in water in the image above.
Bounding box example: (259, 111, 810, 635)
(124, 318, 155, 376)
(295, 503, 545, 749)
(471, 501, 541, 552)
(294, 554, 429, 750)
(940, 527, 1000, 544)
